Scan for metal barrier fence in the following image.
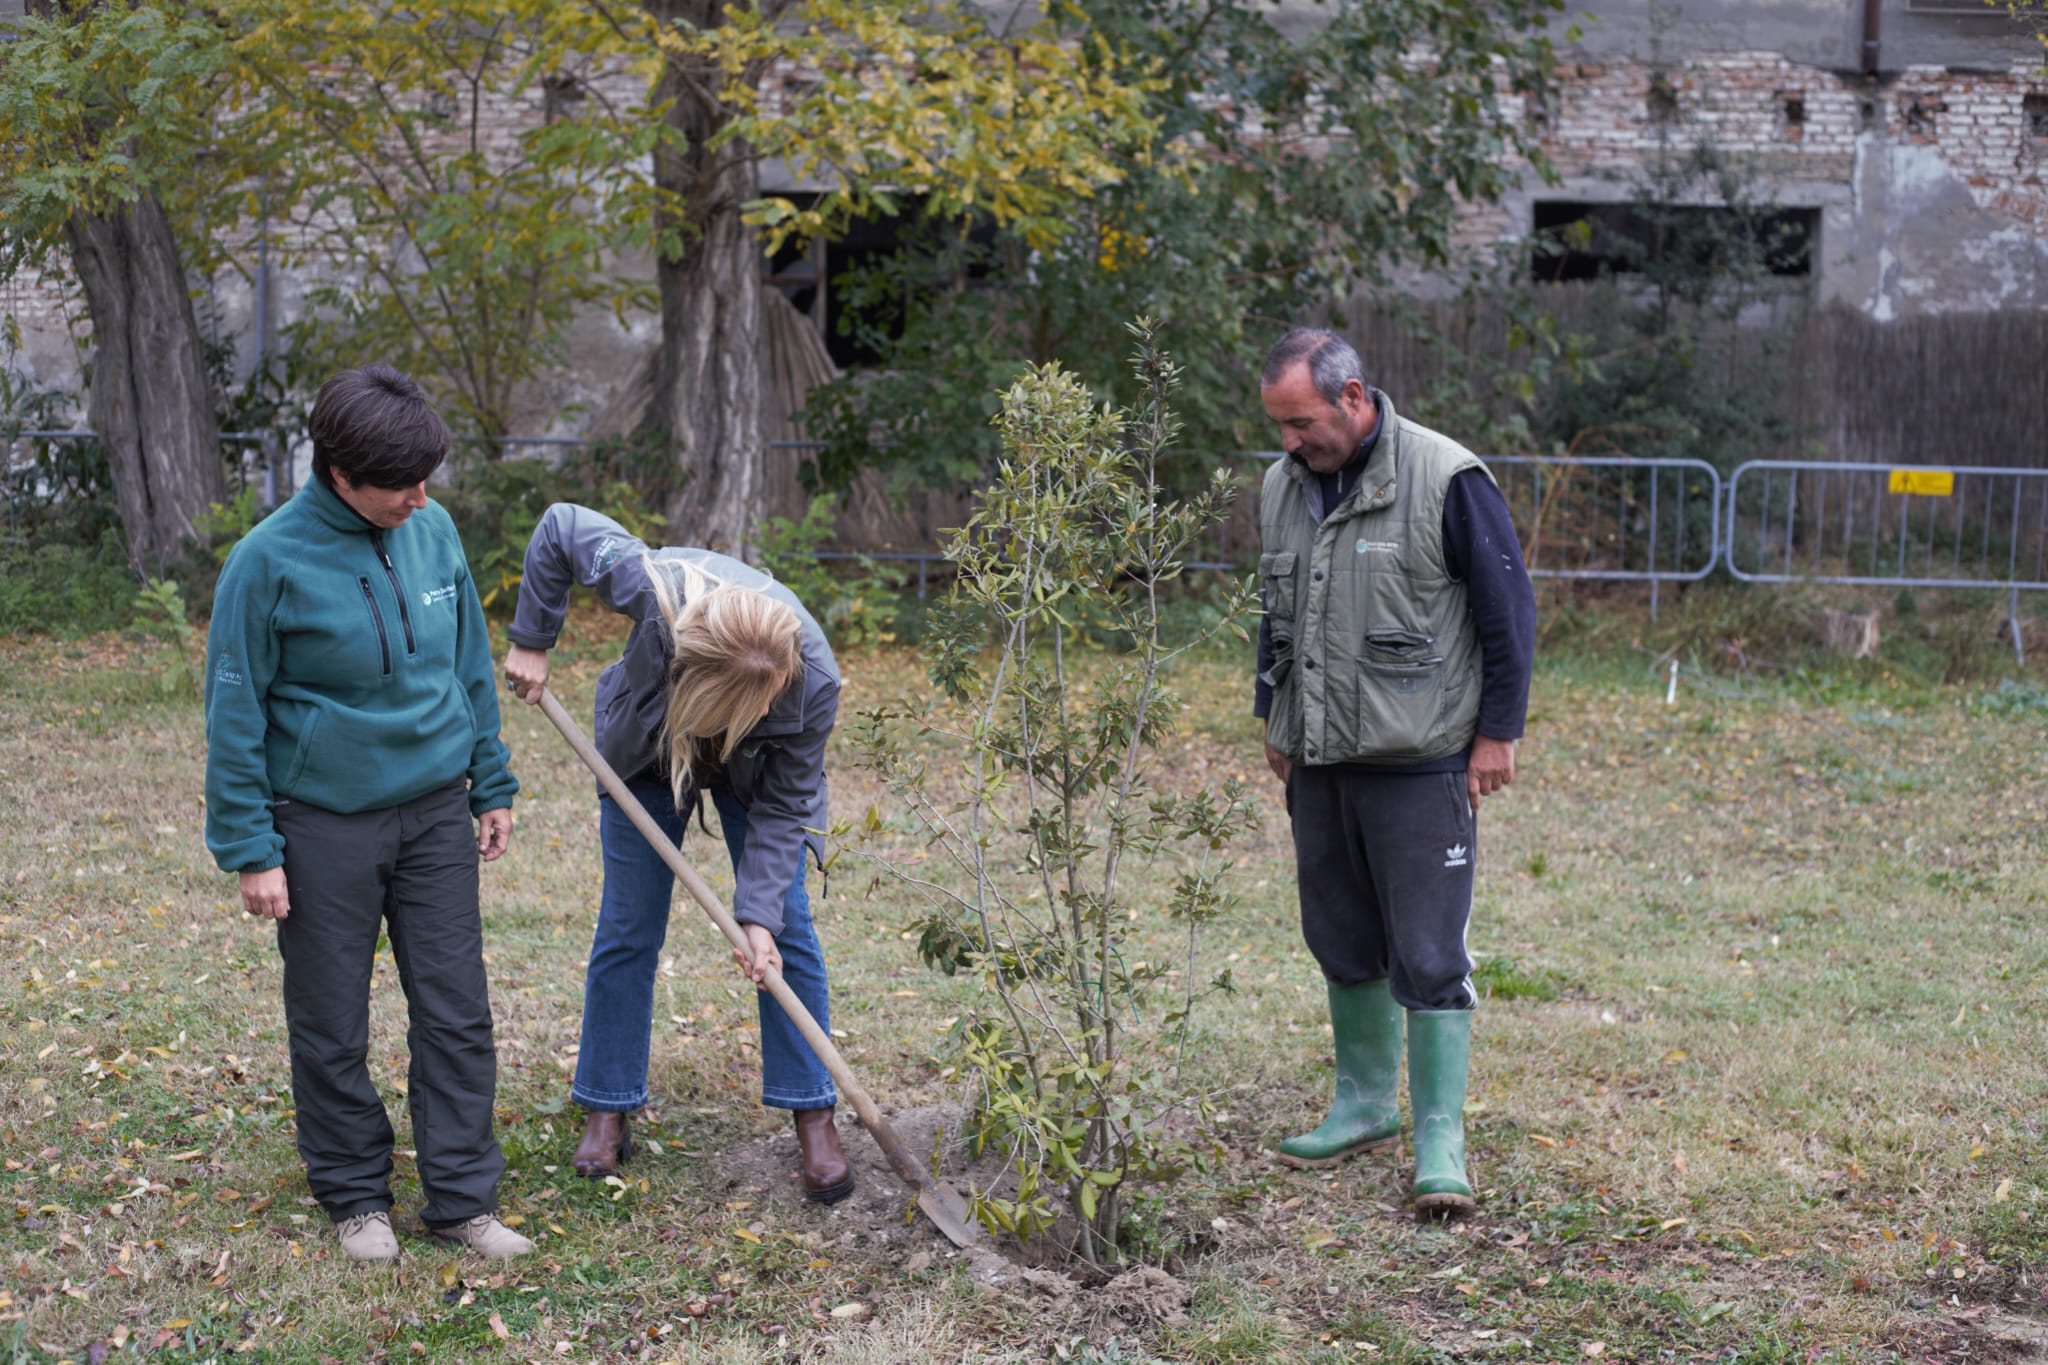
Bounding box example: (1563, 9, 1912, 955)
(1243, 451, 2038, 660)
(1245, 451, 1724, 619)
(1487, 455, 1721, 620)
(1726, 460, 2048, 588)
(1726, 459, 2048, 663)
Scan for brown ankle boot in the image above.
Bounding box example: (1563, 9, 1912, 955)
(572, 1110, 631, 1179)
(793, 1107, 854, 1204)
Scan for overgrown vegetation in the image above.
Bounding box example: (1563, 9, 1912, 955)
(1396, 115, 1815, 476)
(242, 0, 659, 448)
(751, 495, 905, 649)
(0, 351, 132, 637)
(802, 0, 1566, 496)
(4, 0, 1169, 558)
(0, 353, 277, 637)
(0, 530, 136, 639)
(438, 454, 665, 610)
(1535, 580, 2039, 690)
(847, 329, 1258, 1263)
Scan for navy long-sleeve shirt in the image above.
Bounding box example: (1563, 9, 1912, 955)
(1254, 448, 1536, 773)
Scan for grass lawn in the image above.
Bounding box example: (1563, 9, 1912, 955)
(2, 608, 2045, 1364)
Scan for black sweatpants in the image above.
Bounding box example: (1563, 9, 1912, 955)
(1287, 765, 1478, 1011)
(272, 779, 504, 1226)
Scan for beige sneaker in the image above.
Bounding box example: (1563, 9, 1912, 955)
(432, 1214, 533, 1260)
(337, 1210, 399, 1262)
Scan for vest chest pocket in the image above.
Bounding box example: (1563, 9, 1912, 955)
(1356, 630, 1447, 752)
(1363, 629, 1438, 662)
(1259, 550, 1300, 622)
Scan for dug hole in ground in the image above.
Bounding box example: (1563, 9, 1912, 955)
(717, 1103, 1197, 1338)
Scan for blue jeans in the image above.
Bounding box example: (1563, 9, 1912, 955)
(571, 780, 838, 1112)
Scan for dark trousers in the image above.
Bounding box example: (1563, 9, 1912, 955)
(272, 779, 503, 1226)
(1287, 765, 1478, 1011)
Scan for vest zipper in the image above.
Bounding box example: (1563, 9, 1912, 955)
(359, 577, 392, 676)
(369, 530, 417, 656)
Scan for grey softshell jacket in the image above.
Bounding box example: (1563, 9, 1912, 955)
(507, 503, 839, 935)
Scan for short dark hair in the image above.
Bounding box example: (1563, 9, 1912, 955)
(309, 365, 450, 489)
(1260, 328, 1367, 408)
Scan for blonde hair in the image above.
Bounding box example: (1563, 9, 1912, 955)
(645, 558, 805, 803)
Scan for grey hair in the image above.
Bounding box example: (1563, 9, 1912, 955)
(1260, 328, 1367, 408)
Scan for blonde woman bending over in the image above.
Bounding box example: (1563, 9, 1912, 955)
(502, 505, 852, 1201)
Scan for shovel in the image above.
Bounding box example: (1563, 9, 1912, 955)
(534, 686, 979, 1248)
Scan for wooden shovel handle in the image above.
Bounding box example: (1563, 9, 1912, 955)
(535, 687, 930, 1193)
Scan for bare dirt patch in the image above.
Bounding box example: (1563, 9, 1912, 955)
(1881, 1309, 2047, 1364)
(714, 1102, 1194, 1337)
(715, 1103, 980, 1253)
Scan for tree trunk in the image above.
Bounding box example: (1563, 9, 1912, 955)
(63, 193, 225, 569)
(642, 0, 764, 556)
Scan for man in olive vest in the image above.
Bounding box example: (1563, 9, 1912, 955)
(1255, 328, 1535, 1215)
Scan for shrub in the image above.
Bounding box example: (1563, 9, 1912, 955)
(194, 485, 266, 565)
(131, 577, 201, 702)
(752, 495, 905, 649)
(438, 455, 665, 610)
(0, 530, 137, 638)
(848, 322, 1258, 1266)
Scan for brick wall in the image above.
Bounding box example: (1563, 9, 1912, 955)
(1431, 47, 2048, 322)
(1888, 64, 2048, 230)
(1476, 50, 2048, 245)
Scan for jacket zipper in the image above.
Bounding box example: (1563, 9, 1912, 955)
(359, 577, 392, 676)
(369, 530, 416, 656)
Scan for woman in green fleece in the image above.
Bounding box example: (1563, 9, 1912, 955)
(203, 366, 529, 1263)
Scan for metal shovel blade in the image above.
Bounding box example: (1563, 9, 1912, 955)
(916, 1180, 978, 1247)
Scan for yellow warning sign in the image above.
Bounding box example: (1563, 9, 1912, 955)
(1888, 469, 1954, 497)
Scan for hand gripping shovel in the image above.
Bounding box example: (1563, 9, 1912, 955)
(535, 687, 979, 1248)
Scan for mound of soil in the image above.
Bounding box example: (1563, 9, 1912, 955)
(713, 1102, 1192, 1334)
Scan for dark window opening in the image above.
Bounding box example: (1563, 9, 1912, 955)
(1530, 200, 1819, 283)
(2025, 93, 2048, 141)
(762, 194, 1000, 369)
(1779, 91, 1806, 143)
(1902, 93, 1943, 141)
(1646, 71, 1679, 125)
(1860, 95, 1882, 132)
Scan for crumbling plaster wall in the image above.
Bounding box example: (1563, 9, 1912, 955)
(1459, 43, 2048, 316)
(1455, 3, 2048, 314)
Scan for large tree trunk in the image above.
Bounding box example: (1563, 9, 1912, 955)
(642, 0, 764, 555)
(64, 193, 225, 569)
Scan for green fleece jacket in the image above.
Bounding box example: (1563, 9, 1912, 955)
(203, 476, 518, 873)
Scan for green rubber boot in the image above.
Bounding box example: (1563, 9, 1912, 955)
(1276, 978, 1404, 1168)
(1407, 1008, 1477, 1215)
